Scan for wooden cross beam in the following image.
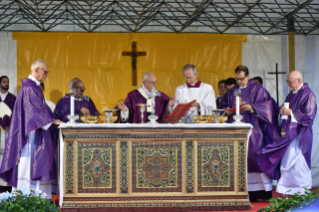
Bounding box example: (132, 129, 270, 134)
(122, 42, 147, 86)
(267, 63, 286, 104)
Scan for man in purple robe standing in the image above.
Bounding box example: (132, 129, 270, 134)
(256, 71, 317, 195)
(54, 79, 100, 122)
(0, 59, 63, 199)
(118, 72, 175, 123)
(220, 65, 281, 201)
(0, 76, 16, 130)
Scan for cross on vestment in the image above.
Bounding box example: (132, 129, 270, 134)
(122, 41, 147, 86)
(267, 63, 286, 104)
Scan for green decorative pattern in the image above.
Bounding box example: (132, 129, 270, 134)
(186, 141, 193, 193)
(238, 141, 246, 192)
(198, 142, 234, 192)
(78, 142, 116, 193)
(66, 142, 74, 194)
(120, 141, 128, 194)
(83, 149, 111, 188)
(132, 142, 182, 192)
(202, 148, 229, 187)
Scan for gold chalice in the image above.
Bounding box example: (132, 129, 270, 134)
(207, 115, 215, 123)
(217, 116, 228, 123)
(80, 116, 88, 123)
(98, 115, 108, 123)
(110, 116, 118, 124)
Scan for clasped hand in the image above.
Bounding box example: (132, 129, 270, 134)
(280, 106, 291, 116)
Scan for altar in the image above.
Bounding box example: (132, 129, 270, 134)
(59, 123, 252, 211)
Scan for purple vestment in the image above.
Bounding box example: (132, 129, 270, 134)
(118, 89, 170, 123)
(255, 83, 317, 180)
(220, 79, 281, 173)
(0, 79, 57, 187)
(54, 94, 100, 122)
(0, 92, 16, 129)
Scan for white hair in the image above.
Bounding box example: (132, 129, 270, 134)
(31, 59, 47, 72)
(183, 64, 197, 74)
(142, 72, 154, 82)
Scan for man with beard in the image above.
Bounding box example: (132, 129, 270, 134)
(0, 76, 16, 192)
(0, 76, 16, 130)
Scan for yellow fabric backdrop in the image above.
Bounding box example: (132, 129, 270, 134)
(13, 32, 246, 112)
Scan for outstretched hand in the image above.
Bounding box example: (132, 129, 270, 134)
(118, 101, 128, 111)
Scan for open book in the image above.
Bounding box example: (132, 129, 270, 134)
(165, 100, 196, 123)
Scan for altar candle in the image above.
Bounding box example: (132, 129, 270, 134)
(236, 96, 240, 116)
(70, 96, 75, 117)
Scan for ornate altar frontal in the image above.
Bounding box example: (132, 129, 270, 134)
(59, 123, 252, 211)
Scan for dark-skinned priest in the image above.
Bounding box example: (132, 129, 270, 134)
(219, 65, 281, 202)
(255, 71, 317, 195)
(0, 59, 63, 199)
(54, 78, 100, 122)
(0, 76, 16, 130)
(117, 72, 175, 123)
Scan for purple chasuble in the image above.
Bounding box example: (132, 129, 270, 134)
(118, 89, 170, 123)
(255, 83, 317, 180)
(0, 78, 57, 187)
(220, 79, 281, 173)
(54, 94, 100, 122)
(0, 92, 16, 129)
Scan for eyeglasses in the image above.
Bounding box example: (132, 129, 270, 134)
(75, 86, 86, 91)
(235, 76, 247, 81)
(146, 81, 157, 85)
(185, 75, 195, 80)
(286, 79, 297, 84)
(39, 68, 49, 74)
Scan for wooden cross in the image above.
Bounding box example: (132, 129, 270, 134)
(122, 41, 147, 86)
(267, 63, 286, 104)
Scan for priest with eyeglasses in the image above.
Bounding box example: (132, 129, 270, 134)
(54, 78, 100, 122)
(117, 72, 175, 123)
(219, 65, 281, 202)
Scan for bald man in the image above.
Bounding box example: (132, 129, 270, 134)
(0, 59, 63, 199)
(256, 71, 317, 195)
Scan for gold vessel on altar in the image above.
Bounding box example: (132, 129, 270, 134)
(192, 115, 215, 123)
(216, 115, 228, 123)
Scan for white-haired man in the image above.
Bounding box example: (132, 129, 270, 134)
(256, 70, 317, 195)
(118, 72, 175, 123)
(0, 59, 63, 199)
(174, 64, 216, 122)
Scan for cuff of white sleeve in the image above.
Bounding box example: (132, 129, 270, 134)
(42, 122, 52, 130)
(121, 110, 129, 122)
(290, 111, 298, 123)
